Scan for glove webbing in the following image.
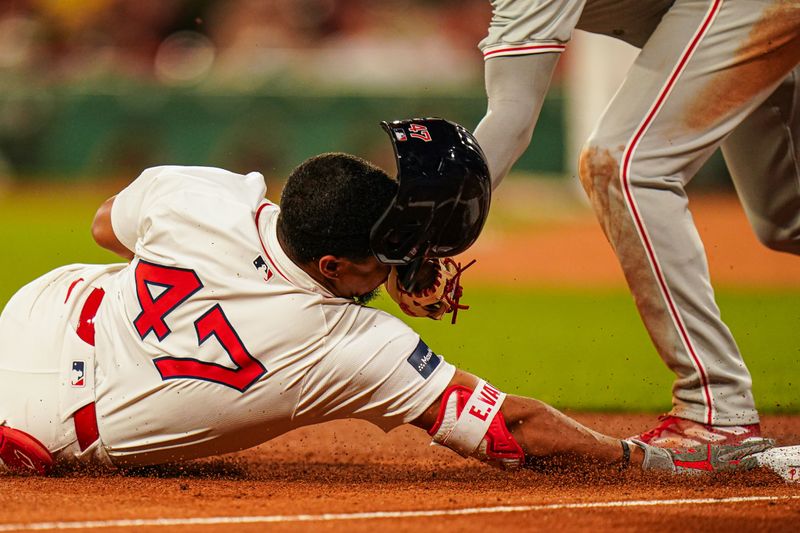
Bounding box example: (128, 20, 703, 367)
(446, 258, 476, 324)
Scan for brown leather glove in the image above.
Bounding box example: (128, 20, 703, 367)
(384, 258, 475, 324)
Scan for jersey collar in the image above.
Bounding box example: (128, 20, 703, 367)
(256, 202, 342, 299)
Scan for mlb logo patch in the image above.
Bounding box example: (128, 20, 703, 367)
(253, 255, 274, 283)
(71, 360, 85, 388)
(406, 340, 441, 379)
(392, 128, 408, 142)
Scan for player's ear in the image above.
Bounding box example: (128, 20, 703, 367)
(317, 255, 342, 280)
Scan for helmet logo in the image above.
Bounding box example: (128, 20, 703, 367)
(392, 128, 408, 142)
(408, 123, 432, 142)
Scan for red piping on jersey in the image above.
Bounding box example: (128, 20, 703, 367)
(483, 44, 566, 59)
(76, 287, 105, 346)
(620, 0, 722, 425)
(254, 202, 289, 282)
(64, 278, 84, 303)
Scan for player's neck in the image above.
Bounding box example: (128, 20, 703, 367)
(276, 220, 340, 295)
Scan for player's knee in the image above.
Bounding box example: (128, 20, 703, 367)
(577, 142, 623, 210)
(428, 381, 525, 470)
(752, 222, 800, 255)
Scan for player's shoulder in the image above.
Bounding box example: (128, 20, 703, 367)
(141, 164, 256, 178)
(141, 165, 265, 190)
(135, 165, 267, 210)
(326, 303, 420, 355)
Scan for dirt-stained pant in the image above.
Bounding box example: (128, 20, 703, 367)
(579, 0, 800, 425)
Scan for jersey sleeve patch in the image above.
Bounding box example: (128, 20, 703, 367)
(406, 339, 441, 379)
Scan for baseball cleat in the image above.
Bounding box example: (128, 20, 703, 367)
(635, 437, 777, 475)
(667, 438, 774, 473)
(632, 415, 761, 448)
(754, 445, 800, 483)
(0, 426, 54, 476)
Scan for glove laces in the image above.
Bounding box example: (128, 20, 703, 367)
(443, 258, 477, 324)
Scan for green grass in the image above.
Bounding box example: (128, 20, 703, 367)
(373, 288, 800, 414)
(2, 189, 797, 413)
(0, 188, 121, 304)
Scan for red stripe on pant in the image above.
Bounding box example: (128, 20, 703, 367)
(73, 403, 99, 452)
(619, 0, 722, 425)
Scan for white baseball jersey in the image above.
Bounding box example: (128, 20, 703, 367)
(0, 166, 455, 467)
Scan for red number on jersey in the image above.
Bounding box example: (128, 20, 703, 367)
(134, 261, 202, 341)
(134, 261, 267, 392)
(153, 304, 267, 392)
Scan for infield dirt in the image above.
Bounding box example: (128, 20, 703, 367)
(2, 414, 799, 532)
(465, 186, 799, 288)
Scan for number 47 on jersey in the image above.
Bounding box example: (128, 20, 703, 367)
(132, 260, 267, 392)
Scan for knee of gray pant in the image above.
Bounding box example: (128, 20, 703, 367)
(752, 222, 800, 255)
(577, 142, 624, 205)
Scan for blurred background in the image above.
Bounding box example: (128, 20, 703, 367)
(0, 0, 732, 186)
(0, 0, 501, 185)
(0, 0, 796, 414)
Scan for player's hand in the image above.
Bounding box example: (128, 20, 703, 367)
(384, 258, 475, 324)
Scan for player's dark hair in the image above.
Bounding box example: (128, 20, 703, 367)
(278, 153, 397, 263)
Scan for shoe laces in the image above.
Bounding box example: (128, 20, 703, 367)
(639, 414, 680, 441)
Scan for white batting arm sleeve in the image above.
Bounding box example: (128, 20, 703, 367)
(474, 53, 560, 189)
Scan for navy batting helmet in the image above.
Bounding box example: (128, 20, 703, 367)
(370, 117, 491, 286)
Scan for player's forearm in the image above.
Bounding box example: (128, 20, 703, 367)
(474, 54, 559, 189)
(414, 369, 639, 470)
(502, 395, 641, 468)
(92, 195, 134, 260)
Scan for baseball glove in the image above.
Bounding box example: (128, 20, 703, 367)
(385, 258, 475, 324)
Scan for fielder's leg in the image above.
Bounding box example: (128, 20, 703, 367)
(722, 65, 800, 256)
(578, 0, 800, 435)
